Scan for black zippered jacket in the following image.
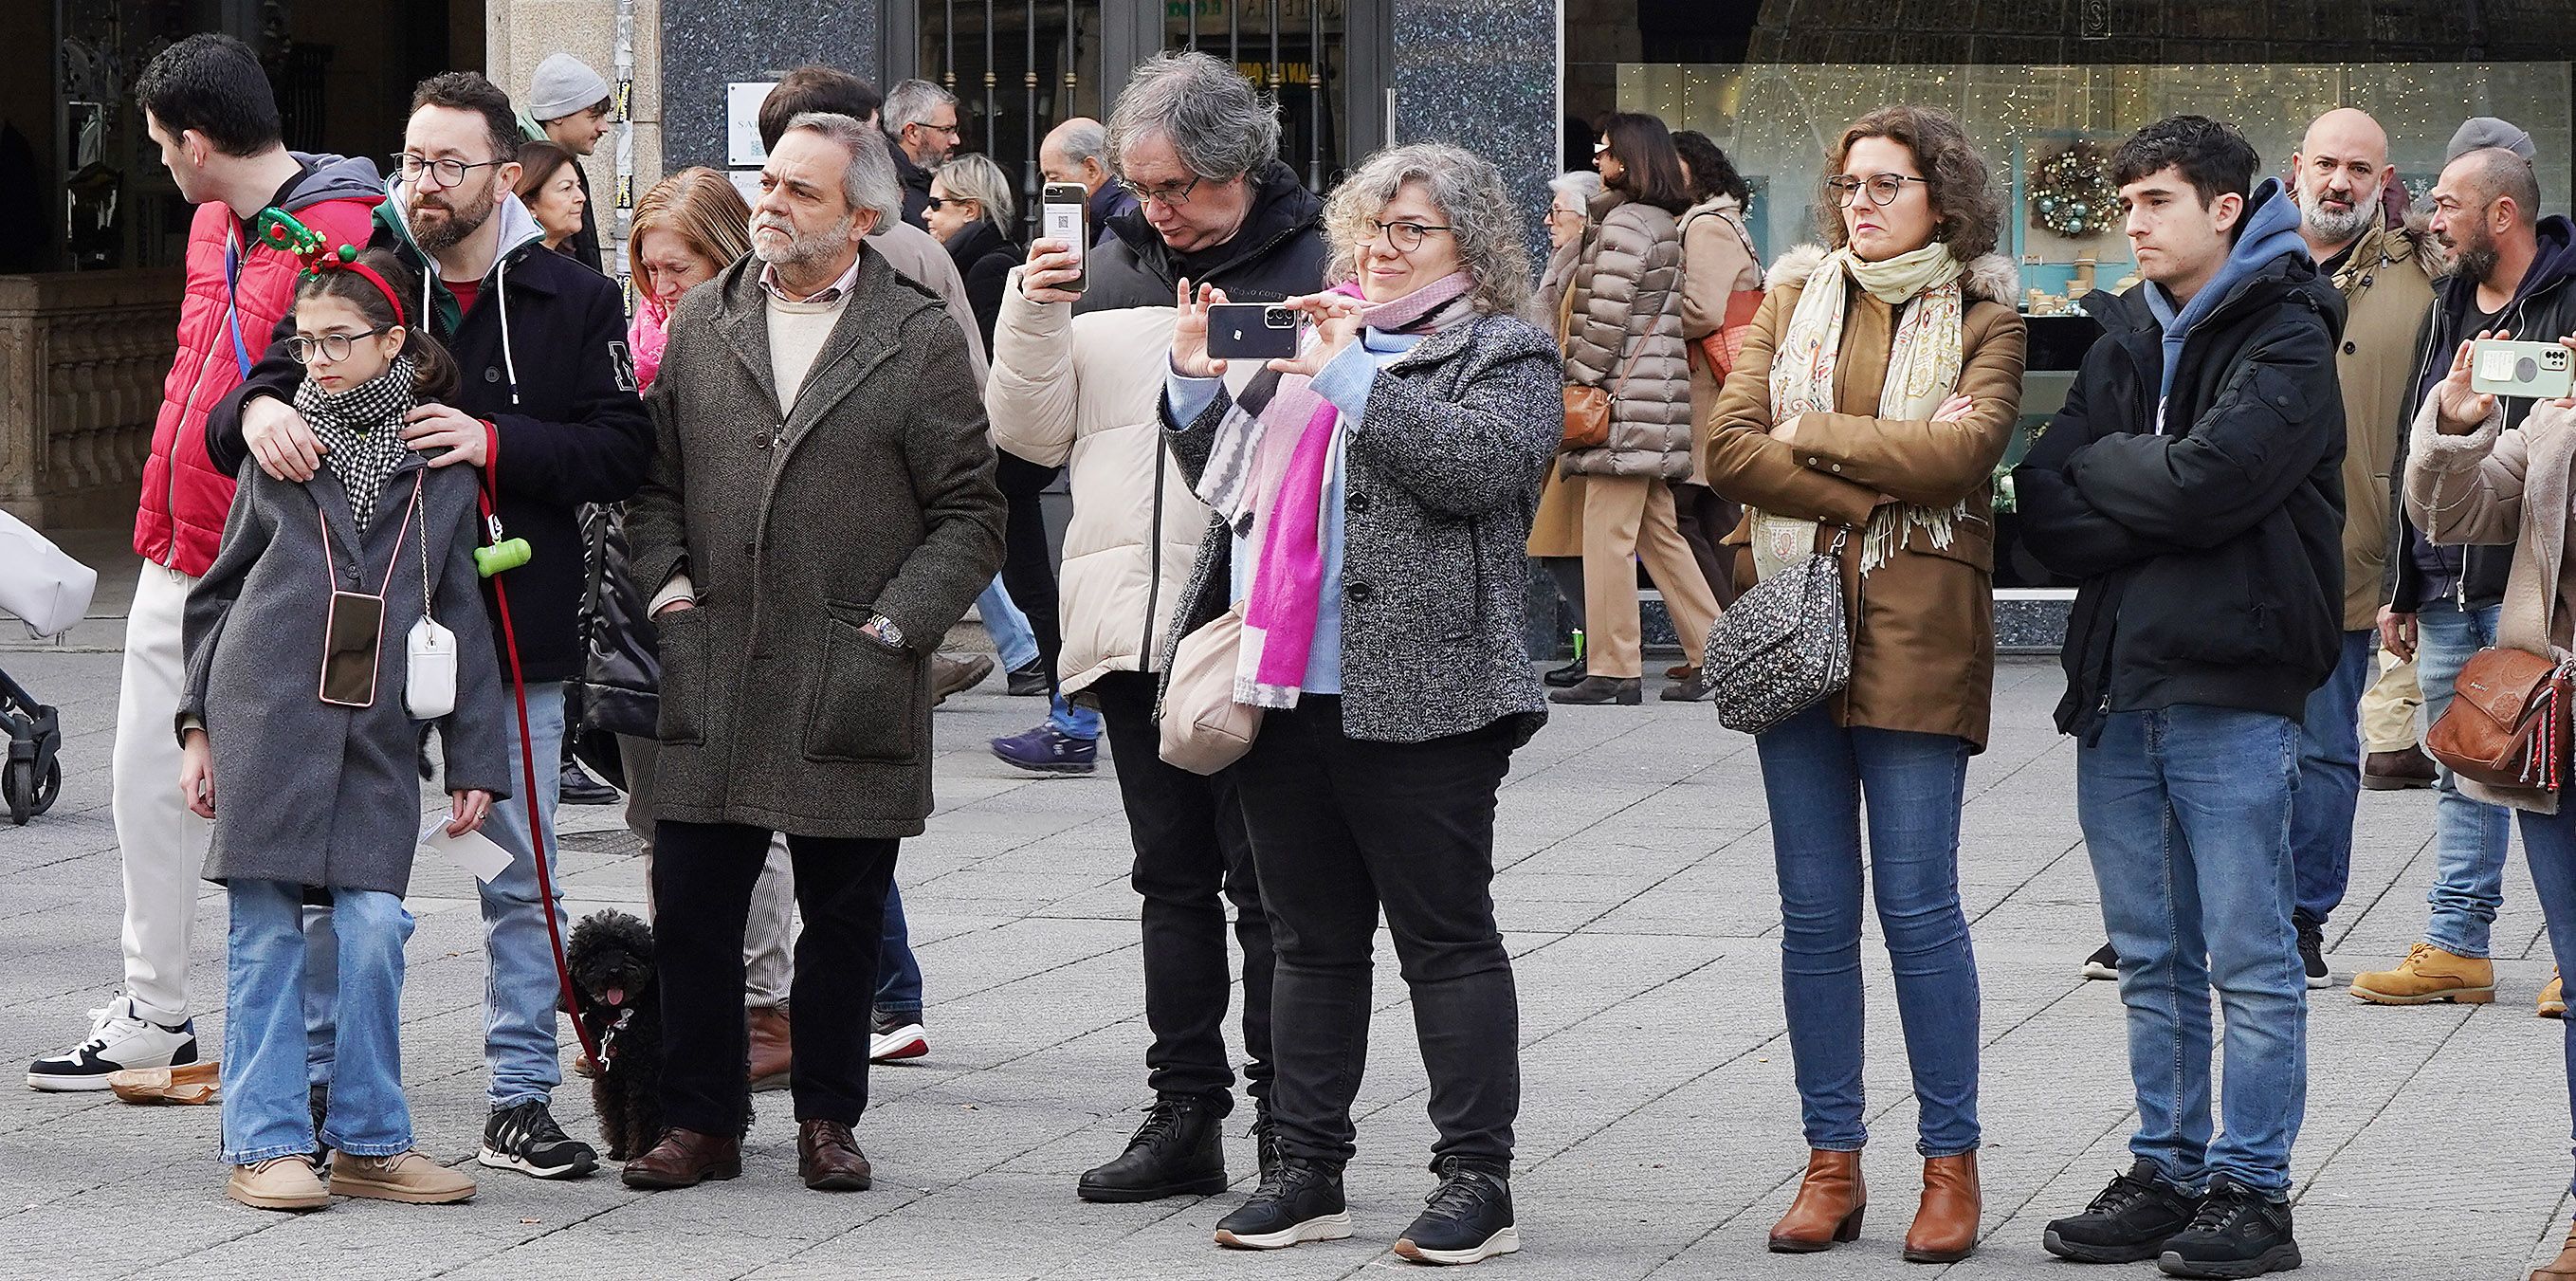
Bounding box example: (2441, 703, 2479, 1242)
(2016, 244, 2348, 741)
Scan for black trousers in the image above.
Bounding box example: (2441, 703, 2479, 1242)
(650, 820, 895, 1133)
(1090, 670, 1273, 1109)
(1231, 696, 1521, 1170)
(995, 453, 1064, 684)
(1670, 481, 1741, 609)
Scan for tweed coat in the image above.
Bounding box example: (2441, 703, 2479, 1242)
(626, 247, 1006, 839)
(180, 452, 513, 896)
(1159, 310, 1563, 745)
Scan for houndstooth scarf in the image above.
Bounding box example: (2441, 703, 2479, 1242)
(295, 356, 418, 536)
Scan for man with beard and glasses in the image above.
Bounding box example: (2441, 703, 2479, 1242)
(2358, 119, 2576, 1015)
(211, 69, 651, 1182)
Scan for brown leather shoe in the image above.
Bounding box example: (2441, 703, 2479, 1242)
(620, 1127, 741, 1189)
(2362, 745, 2439, 790)
(2533, 1217, 2576, 1280)
(797, 1119, 873, 1191)
(1769, 1149, 1865, 1253)
(747, 1006, 792, 1092)
(1902, 1151, 1981, 1263)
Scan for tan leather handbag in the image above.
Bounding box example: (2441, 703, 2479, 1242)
(1159, 604, 1263, 775)
(2427, 646, 2572, 791)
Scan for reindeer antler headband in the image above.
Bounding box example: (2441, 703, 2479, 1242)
(253, 207, 406, 329)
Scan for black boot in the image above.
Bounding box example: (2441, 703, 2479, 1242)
(1076, 1093, 1228, 1202)
(2157, 1176, 2300, 1278)
(1549, 675, 1641, 705)
(1251, 1105, 1280, 1185)
(1542, 658, 1588, 687)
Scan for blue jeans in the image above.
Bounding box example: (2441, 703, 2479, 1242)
(979, 576, 1038, 670)
(2291, 630, 2373, 924)
(223, 881, 415, 1162)
(2078, 705, 2306, 1195)
(877, 880, 923, 1016)
(2419, 601, 2514, 958)
(482, 680, 569, 1108)
(1754, 706, 1981, 1157)
(2513, 805, 2576, 1194)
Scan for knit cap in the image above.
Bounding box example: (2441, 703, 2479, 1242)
(527, 53, 611, 124)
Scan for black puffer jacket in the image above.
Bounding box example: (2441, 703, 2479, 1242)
(574, 503, 658, 741)
(2016, 235, 2348, 741)
(1081, 160, 1326, 313)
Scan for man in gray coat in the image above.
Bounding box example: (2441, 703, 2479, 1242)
(619, 111, 1002, 1193)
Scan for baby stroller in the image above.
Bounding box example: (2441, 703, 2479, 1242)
(0, 510, 94, 825)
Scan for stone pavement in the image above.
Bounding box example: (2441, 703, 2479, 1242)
(1, 646, 2570, 1280)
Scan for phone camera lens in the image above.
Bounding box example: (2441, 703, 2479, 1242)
(1265, 306, 1294, 327)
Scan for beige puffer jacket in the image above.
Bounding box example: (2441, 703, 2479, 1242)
(985, 275, 1221, 695)
(1561, 191, 1690, 480)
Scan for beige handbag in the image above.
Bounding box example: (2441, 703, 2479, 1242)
(1159, 604, 1264, 775)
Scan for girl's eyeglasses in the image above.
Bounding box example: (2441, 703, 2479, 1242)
(290, 327, 393, 364)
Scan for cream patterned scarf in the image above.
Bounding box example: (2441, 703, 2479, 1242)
(1753, 242, 1970, 580)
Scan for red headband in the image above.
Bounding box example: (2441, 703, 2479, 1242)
(254, 207, 407, 329)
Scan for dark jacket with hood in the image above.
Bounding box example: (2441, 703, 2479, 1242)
(893, 143, 935, 230)
(210, 186, 654, 685)
(2016, 179, 2349, 740)
(1078, 160, 1328, 314)
(2387, 213, 2576, 614)
(943, 218, 1021, 353)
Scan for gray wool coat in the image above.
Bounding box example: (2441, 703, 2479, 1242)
(626, 247, 1005, 839)
(1160, 310, 1563, 745)
(180, 454, 513, 897)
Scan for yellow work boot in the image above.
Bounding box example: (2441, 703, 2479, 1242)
(2543, 971, 2566, 1020)
(2348, 942, 2495, 1005)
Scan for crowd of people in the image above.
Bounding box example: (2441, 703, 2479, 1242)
(27, 27, 2576, 1281)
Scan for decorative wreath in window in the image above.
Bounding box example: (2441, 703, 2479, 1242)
(2029, 142, 2123, 239)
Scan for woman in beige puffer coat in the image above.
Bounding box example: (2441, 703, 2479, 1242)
(1552, 113, 1722, 705)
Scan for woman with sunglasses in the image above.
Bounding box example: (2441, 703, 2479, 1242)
(1700, 104, 2025, 1262)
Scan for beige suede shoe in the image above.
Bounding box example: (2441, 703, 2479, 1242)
(2348, 942, 2495, 1005)
(227, 1156, 328, 1212)
(331, 1150, 478, 1203)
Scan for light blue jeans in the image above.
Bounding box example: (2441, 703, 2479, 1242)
(1755, 706, 1982, 1157)
(979, 575, 1100, 740)
(224, 881, 415, 1163)
(2418, 600, 2515, 958)
(2079, 705, 2307, 1197)
(479, 680, 570, 1108)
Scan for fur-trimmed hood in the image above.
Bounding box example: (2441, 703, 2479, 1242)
(1765, 243, 2020, 304)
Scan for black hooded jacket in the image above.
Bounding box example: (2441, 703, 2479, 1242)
(2016, 203, 2349, 741)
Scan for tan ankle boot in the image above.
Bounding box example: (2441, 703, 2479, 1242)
(1902, 1152, 1981, 1263)
(1769, 1149, 1865, 1253)
(2533, 1218, 2576, 1279)
(2349, 942, 2494, 1004)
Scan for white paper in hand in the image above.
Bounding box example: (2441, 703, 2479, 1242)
(419, 811, 514, 883)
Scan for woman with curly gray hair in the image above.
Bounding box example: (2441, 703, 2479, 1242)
(1158, 141, 1558, 1266)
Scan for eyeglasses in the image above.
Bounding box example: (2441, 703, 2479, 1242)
(395, 153, 506, 189)
(1117, 174, 1203, 209)
(289, 326, 393, 364)
(1364, 219, 1454, 252)
(1827, 173, 1931, 208)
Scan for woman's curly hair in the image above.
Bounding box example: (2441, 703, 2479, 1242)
(1323, 141, 1531, 317)
(1817, 104, 2003, 262)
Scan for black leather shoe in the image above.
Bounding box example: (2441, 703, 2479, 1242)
(1542, 658, 1589, 687)
(1395, 1158, 1521, 1265)
(557, 760, 620, 805)
(1077, 1093, 1227, 1202)
(1549, 676, 1641, 705)
(1004, 659, 1050, 697)
(1215, 1159, 1350, 1250)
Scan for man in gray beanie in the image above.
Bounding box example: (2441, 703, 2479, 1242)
(518, 51, 612, 273)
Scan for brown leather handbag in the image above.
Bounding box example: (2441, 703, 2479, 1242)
(2427, 646, 2573, 791)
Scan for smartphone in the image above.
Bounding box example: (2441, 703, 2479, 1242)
(320, 590, 386, 707)
(1207, 302, 1305, 361)
(1040, 182, 1087, 294)
(2469, 338, 2575, 399)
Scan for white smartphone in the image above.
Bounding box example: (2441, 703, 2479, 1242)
(1041, 182, 1087, 294)
(2469, 338, 2575, 399)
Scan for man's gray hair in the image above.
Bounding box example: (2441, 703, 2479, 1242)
(883, 79, 958, 137)
(1105, 50, 1279, 184)
(1324, 142, 1532, 316)
(787, 111, 903, 226)
(1051, 117, 1108, 170)
(935, 153, 1016, 234)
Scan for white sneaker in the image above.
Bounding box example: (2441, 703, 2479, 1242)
(27, 996, 201, 1091)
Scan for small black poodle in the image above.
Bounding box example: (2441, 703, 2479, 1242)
(569, 908, 753, 1161)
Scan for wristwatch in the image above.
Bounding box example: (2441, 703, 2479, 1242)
(863, 613, 905, 650)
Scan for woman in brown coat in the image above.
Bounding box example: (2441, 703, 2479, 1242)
(1700, 104, 2025, 1263)
(1671, 129, 1761, 610)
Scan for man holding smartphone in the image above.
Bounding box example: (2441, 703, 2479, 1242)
(986, 49, 1325, 1202)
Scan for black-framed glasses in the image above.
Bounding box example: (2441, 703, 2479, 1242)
(394, 153, 506, 188)
(1365, 219, 1453, 252)
(1827, 173, 1931, 208)
(1117, 174, 1203, 209)
(289, 327, 393, 364)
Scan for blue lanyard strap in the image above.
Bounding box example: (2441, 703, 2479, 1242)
(223, 233, 254, 378)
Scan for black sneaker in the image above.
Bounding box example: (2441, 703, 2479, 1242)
(2083, 942, 2120, 981)
(2293, 911, 2329, 989)
(479, 1099, 599, 1179)
(1251, 1108, 1281, 1186)
(308, 1083, 332, 1171)
(1394, 1158, 1521, 1265)
(1214, 1159, 1351, 1250)
(1077, 1093, 1228, 1202)
(2043, 1160, 2202, 1264)
(1004, 659, 1050, 697)
(2157, 1176, 2299, 1278)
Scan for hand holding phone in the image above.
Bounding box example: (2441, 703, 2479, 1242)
(1030, 182, 1087, 300)
(1172, 279, 1233, 378)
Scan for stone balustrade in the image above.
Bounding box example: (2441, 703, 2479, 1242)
(0, 269, 179, 532)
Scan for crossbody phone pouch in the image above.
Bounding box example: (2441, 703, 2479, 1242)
(315, 474, 427, 712)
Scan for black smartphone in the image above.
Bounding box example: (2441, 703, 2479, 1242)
(1207, 302, 1304, 361)
(320, 590, 386, 707)
(1040, 181, 1087, 294)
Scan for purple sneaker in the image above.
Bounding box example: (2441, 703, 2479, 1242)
(989, 724, 1098, 775)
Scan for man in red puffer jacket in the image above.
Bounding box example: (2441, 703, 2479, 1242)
(24, 33, 381, 1095)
